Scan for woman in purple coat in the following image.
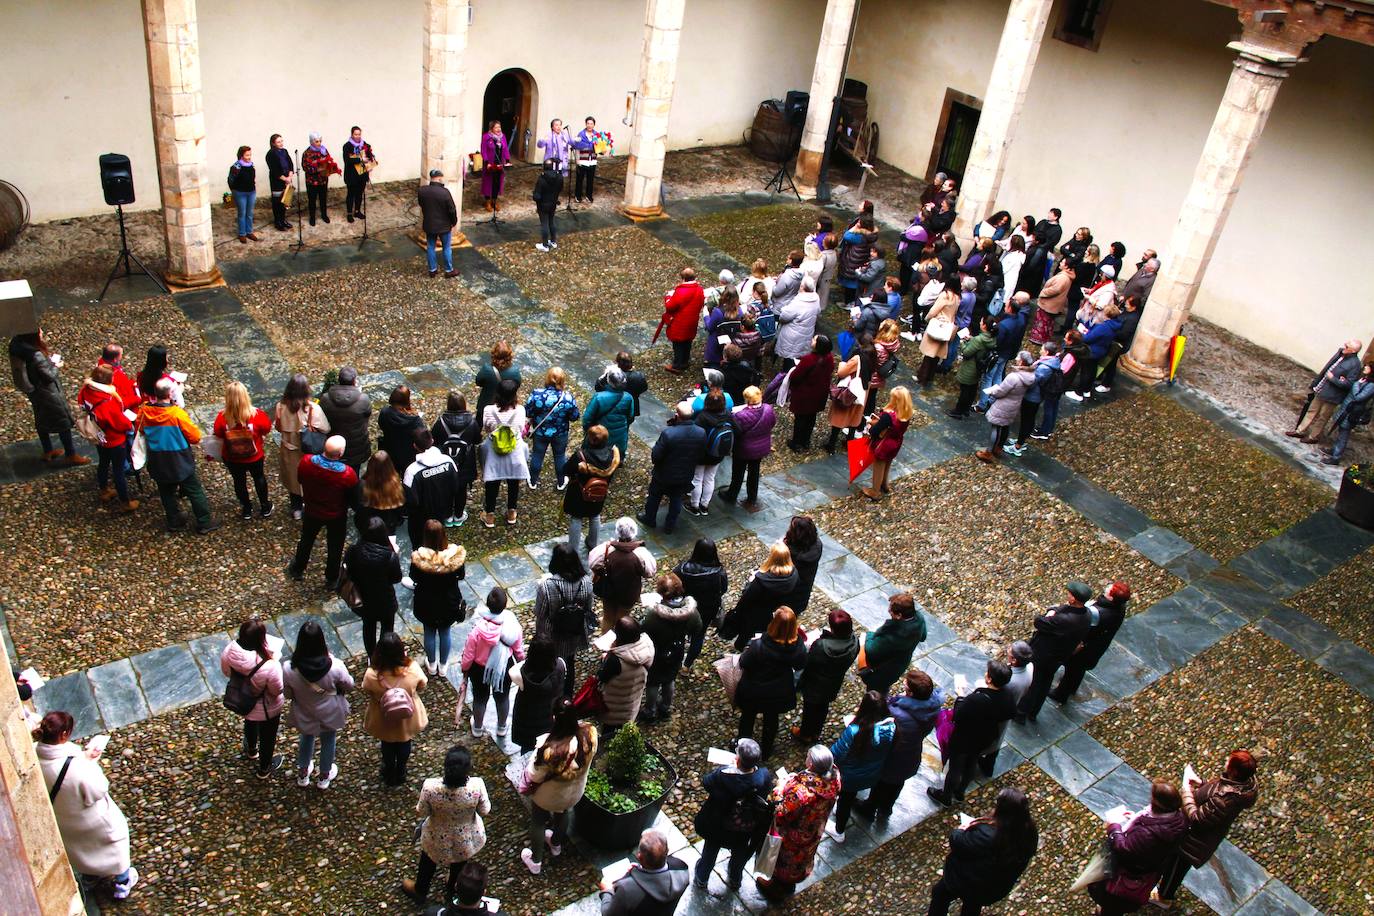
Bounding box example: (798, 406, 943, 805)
(480, 121, 511, 212)
(720, 386, 776, 508)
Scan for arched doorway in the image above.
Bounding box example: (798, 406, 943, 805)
(482, 69, 537, 161)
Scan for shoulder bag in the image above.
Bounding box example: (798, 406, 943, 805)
(336, 562, 364, 613)
(48, 757, 74, 801)
(299, 404, 327, 455)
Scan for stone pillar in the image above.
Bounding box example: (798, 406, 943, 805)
(951, 0, 1053, 247)
(795, 0, 858, 199)
(422, 0, 469, 243)
(622, 0, 686, 219)
(1123, 21, 1314, 381)
(142, 0, 221, 289)
(0, 639, 83, 916)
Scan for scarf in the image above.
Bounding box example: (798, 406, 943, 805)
(309, 453, 346, 473)
(235, 158, 253, 169)
(309, 142, 328, 156)
(482, 610, 519, 693)
(347, 139, 367, 158)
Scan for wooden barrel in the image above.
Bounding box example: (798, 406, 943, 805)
(0, 180, 28, 252)
(748, 103, 796, 161)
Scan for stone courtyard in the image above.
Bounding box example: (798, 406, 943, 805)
(2, 192, 1371, 916)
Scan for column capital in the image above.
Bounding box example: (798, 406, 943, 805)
(1229, 6, 1320, 69)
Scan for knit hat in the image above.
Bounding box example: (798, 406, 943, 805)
(1100, 264, 1116, 279)
(1067, 581, 1093, 602)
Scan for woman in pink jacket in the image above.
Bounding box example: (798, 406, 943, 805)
(460, 588, 526, 740)
(220, 618, 285, 778)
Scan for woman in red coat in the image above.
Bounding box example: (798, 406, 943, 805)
(78, 364, 137, 510)
(213, 380, 274, 520)
(786, 335, 836, 451)
(662, 267, 705, 375)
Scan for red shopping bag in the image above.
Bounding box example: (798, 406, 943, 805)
(847, 436, 875, 483)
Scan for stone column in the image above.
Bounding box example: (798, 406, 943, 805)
(622, 0, 686, 219)
(1123, 22, 1314, 381)
(142, 0, 221, 288)
(795, 0, 858, 198)
(422, 0, 469, 242)
(0, 639, 83, 916)
(951, 0, 1053, 247)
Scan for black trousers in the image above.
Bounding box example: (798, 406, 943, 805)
(928, 877, 988, 916)
(538, 210, 558, 245)
(575, 164, 596, 200)
(1018, 652, 1064, 719)
(1051, 655, 1095, 700)
(292, 514, 346, 583)
(380, 739, 412, 786)
(242, 715, 281, 775)
(1099, 343, 1125, 388)
(725, 456, 761, 503)
(483, 479, 519, 513)
(671, 340, 692, 371)
(345, 179, 366, 216)
(940, 751, 979, 801)
(1075, 355, 1100, 394)
(789, 412, 818, 449)
(226, 458, 270, 509)
(1015, 399, 1040, 446)
(307, 185, 328, 221)
(1157, 853, 1193, 901)
(414, 852, 461, 902)
(952, 383, 977, 416)
(362, 611, 396, 660)
(833, 789, 859, 832)
(270, 191, 288, 227)
(797, 697, 829, 740)
(738, 708, 780, 759)
(863, 778, 904, 816)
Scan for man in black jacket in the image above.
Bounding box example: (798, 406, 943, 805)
(532, 159, 564, 253)
(1033, 208, 1063, 254)
(418, 169, 459, 278)
(929, 659, 1015, 806)
(1017, 581, 1094, 722)
(638, 403, 706, 535)
(1050, 581, 1130, 704)
(404, 428, 462, 551)
(318, 367, 373, 471)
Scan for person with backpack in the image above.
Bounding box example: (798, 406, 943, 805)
(460, 587, 525, 739)
(948, 316, 997, 419)
(583, 366, 637, 461)
(358, 450, 406, 538)
(827, 690, 896, 843)
(430, 391, 479, 522)
(704, 287, 744, 368)
(344, 515, 403, 658)
(686, 388, 733, 517)
(589, 517, 657, 631)
(77, 364, 137, 511)
(519, 700, 599, 876)
(692, 738, 776, 892)
(855, 668, 945, 823)
(533, 543, 595, 696)
(638, 403, 707, 535)
(402, 745, 491, 905)
(283, 619, 355, 789)
(405, 429, 462, 554)
(640, 573, 701, 724)
(563, 424, 620, 554)
(363, 631, 429, 788)
(976, 351, 1036, 463)
(719, 344, 758, 407)
(220, 617, 285, 778)
(479, 379, 528, 528)
(737, 607, 807, 760)
(524, 367, 580, 490)
(719, 385, 775, 509)
(674, 538, 729, 669)
(792, 609, 859, 744)
(275, 373, 330, 520)
(212, 380, 274, 520)
(509, 638, 566, 753)
(138, 377, 220, 534)
(411, 520, 468, 677)
(1028, 341, 1065, 441)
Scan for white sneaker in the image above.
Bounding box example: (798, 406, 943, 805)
(401, 575, 416, 590)
(1095, 385, 1111, 393)
(549, 241, 559, 249)
(496, 723, 509, 738)
(535, 243, 550, 252)
(520, 848, 542, 874)
(1064, 391, 1084, 402)
(545, 828, 562, 857)
(438, 661, 448, 677)
(471, 717, 485, 738)
(826, 825, 846, 844)
(112, 866, 139, 900)
(425, 660, 438, 676)
(296, 763, 317, 787)
(556, 478, 569, 491)
(900, 331, 917, 342)
(317, 764, 338, 789)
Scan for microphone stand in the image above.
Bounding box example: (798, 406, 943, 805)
(562, 127, 576, 213)
(289, 149, 305, 255)
(359, 155, 375, 248)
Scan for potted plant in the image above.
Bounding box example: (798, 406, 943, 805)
(574, 723, 677, 850)
(1336, 463, 1374, 531)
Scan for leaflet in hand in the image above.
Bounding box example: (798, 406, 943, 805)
(958, 813, 975, 829)
(592, 630, 616, 653)
(707, 747, 735, 767)
(954, 674, 971, 697)
(1103, 804, 1131, 826)
(18, 667, 45, 690)
(1183, 763, 1199, 786)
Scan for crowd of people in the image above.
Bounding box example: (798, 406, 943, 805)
(11, 192, 1284, 915)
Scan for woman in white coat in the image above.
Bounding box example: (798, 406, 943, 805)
(34, 711, 138, 899)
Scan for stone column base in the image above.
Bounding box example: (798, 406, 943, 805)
(619, 203, 666, 222)
(794, 182, 820, 201)
(408, 228, 471, 249)
(164, 266, 224, 292)
(1119, 353, 1167, 384)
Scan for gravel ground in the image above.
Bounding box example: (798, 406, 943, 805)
(1088, 625, 1374, 915)
(235, 261, 514, 379)
(1290, 543, 1374, 657)
(1042, 391, 1331, 563)
(482, 227, 692, 337)
(684, 203, 829, 274)
(0, 295, 228, 446)
(813, 455, 1181, 654)
(95, 650, 595, 915)
(782, 763, 1208, 915)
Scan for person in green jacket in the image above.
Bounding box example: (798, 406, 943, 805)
(947, 316, 996, 420)
(582, 365, 636, 459)
(859, 593, 927, 694)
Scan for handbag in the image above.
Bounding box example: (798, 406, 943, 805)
(130, 429, 148, 471)
(299, 404, 327, 455)
(829, 381, 858, 408)
(1070, 838, 1114, 892)
(934, 707, 955, 763)
(846, 436, 875, 483)
(714, 654, 743, 705)
(336, 563, 364, 613)
(753, 821, 783, 880)
(1105, 870, 1155, 904)
(926, 315, 955, 342)
(570, 674, 608, 717)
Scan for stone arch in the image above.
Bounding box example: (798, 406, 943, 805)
(482, 68, 538, 161)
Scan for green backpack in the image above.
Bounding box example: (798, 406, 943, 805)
(490, 423, 519, 455)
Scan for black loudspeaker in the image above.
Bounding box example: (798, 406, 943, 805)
(784, 91, 810, 127)
(99, 153, 135, 206)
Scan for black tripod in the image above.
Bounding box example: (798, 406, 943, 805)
(761, 122, 802, 201)
(98, 204, 167, 301)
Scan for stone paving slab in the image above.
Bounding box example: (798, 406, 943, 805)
(187, 631, 233, 695)
(173, 287, 292, 397)
(1052, 475, 1155, 541)
(33, 672, 103, 739)
(1233, 880, 1320, 915)
(86, 658, 150, 730)
(1165, 548, 1222, 582)
(1054, 729, 1123, 778)
(1127, 525, 1197, 567)
(837, 586, 894, 631)
(1034, 744, 1098, 795)
(1183, 840, 1272, 916)
(483, 549, 541, 587)
(813, 552, 887, 603)
(1312, 641, 1374, 701)
(129, 644, 210, 716)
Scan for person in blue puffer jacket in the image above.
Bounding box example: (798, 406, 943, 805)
(1067, 304, 1122, 401)
(524, 367, 580, 490)
(827, 690, 896, 843)
(856, 669, 947, 823)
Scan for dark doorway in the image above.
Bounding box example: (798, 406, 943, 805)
(935, 102, 980, 183)
(482, 69, 536, 160)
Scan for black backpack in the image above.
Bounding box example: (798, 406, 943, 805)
(550, 586, 588, 637)
(437, 416, 472, 466)
(1040, 367, 1066, 398)
(724, 789, 774, 834)
(705, 421, 736, 460)
(974, 343, 996, 376)
(223, 657, 267, 716)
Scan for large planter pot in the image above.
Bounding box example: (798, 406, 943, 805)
(1336, 467, 1374, 530)
(573, 743, 678, 851)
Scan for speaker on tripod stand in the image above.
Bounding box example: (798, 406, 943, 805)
(97, 154, 168, 301)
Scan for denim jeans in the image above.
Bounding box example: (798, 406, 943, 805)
(1331, 423, 1356, 460)
(423, 623, 452, 665)
(296, 730, 337, 779)
(567, 513, 601, 552)
(97, 444, 129, 501)
(426, 231, 453, 273)
(529, 430, 569, 486)
(1035, 395, 1062, 436)
(642, 478, 688, 531)
(976, 356, 1008, 410)
(233, 190, 256, 236)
